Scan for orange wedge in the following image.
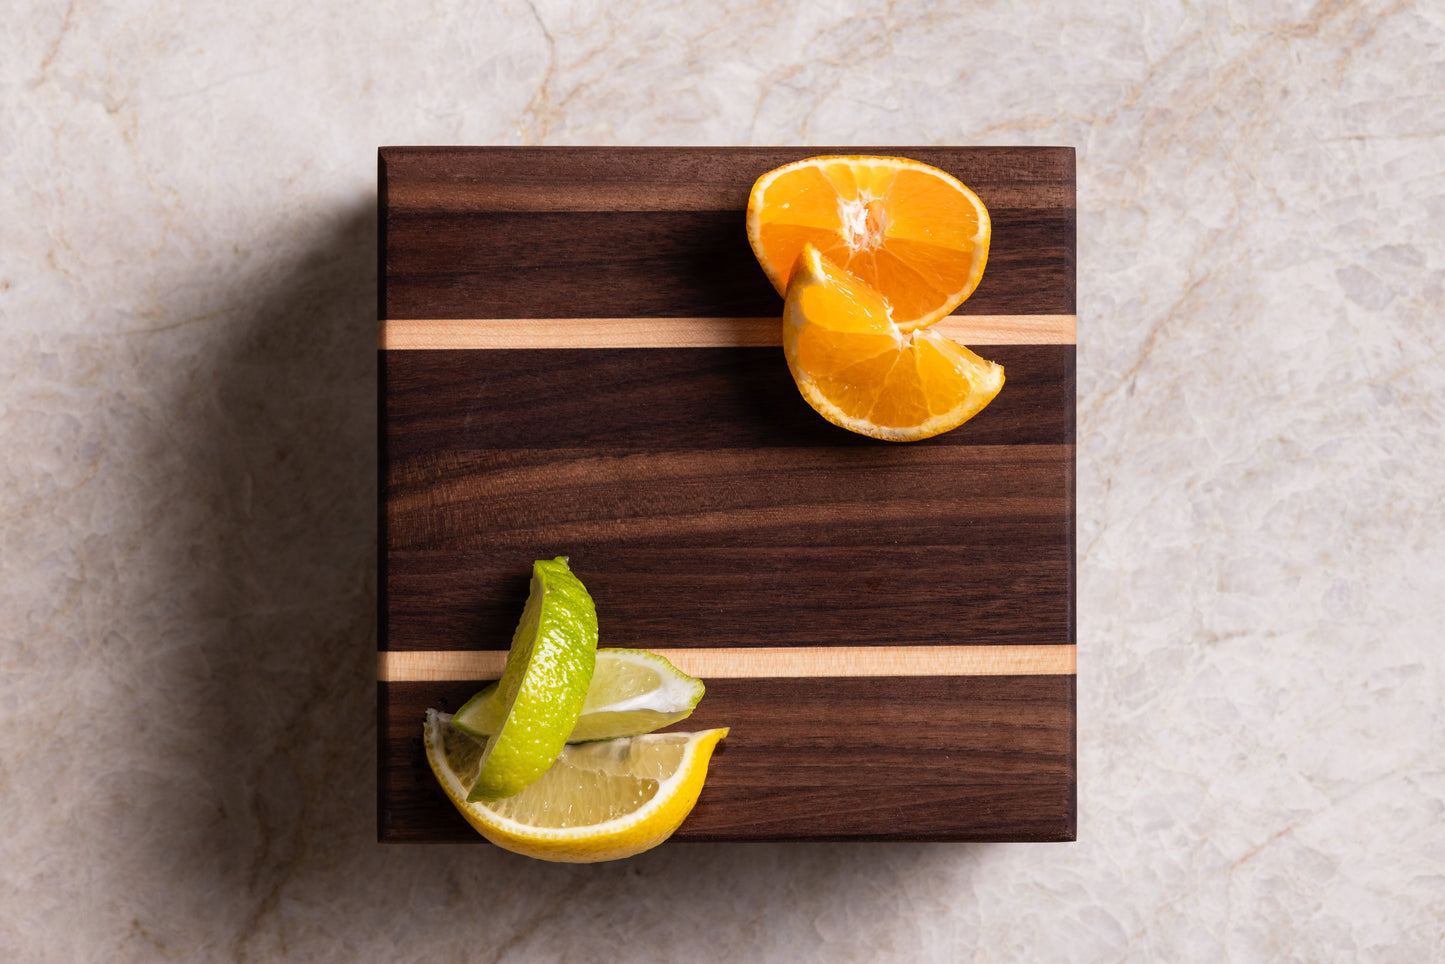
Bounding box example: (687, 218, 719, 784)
(747, 155, 991, 331)
(783, 244, 1004, 441)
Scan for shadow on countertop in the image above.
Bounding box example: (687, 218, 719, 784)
(125, 194, 994, 960)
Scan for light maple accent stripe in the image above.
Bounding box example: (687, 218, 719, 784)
(377, 645, 1075, 682)
(379, 315, 1076, 350)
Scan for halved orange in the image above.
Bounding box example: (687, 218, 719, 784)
(747, 155, 991, 331)
(783, 244, 1004, 441)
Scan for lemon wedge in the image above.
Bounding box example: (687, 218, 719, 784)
(425, 710, 727, 862)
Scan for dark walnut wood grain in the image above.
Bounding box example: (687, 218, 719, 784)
(381, 146, 1075, 319)
(382, 345, 1074, 455)
(383, 209, 1074, 319)
(378, 146, 1077, 843)
(386, 543, 1073, 655)
(381, 676, 1075, 842)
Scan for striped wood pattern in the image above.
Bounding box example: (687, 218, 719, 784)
(379, 146, 1076, 843)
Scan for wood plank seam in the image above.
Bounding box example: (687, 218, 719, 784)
(379, 315, 1076, 349)
(379, 645, 1076, 681)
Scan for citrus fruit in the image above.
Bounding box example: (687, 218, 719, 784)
(455, 648, 706, 743)
(466, 556, 598, 801)
(425, 710, 728, 862)
(783, 243, 1005, 441)
(747, 155, 991, 331)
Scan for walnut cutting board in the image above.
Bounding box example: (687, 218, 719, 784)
(378, 146, 1076, 843)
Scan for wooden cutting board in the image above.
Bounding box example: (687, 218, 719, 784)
(378, 146, 1076, 843)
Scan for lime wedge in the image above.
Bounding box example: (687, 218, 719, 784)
(456, 648, 705, 743)
(467, 557, 597, 801)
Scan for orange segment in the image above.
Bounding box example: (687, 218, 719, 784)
(783, 245, 1004, 442)
(748, 155, 991, 331)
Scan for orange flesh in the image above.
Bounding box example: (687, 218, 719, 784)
(783, 245, 1003, 440)
(749, 157, 990, 331)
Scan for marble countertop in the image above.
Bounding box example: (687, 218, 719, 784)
(4, 1, 1442, 960)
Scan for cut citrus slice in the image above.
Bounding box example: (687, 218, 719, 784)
(467, 556, 598, 801)
(784, 244, 1004, 441)
(425, 710, 728, 862)
(455, 648, 706, 743)
(747, 155, 991, 331)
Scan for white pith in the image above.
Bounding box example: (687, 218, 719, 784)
(837, 194, 888, 252)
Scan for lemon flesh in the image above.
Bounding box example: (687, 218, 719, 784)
(426, 711, 728, 862)
(455, 648, 706, 743)
(468, 557, 597, 801)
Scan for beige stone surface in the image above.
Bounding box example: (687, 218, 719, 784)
(3, 1, 1443, 960)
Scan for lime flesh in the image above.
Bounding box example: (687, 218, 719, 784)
(456, 648, 705, 744)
